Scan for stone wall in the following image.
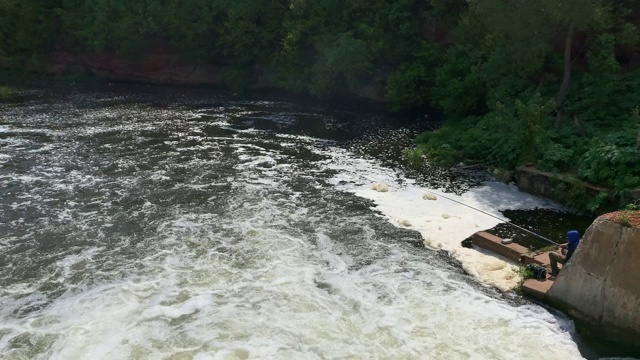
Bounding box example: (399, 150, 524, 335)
(547, 215, 640, 347)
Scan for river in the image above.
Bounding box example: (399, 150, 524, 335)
(0, 82, 590, 359)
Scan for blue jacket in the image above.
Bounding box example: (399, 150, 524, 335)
(565, 230, 581, 262)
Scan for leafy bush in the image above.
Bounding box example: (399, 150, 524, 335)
(577, 140, 640, 191)
(309, 32, 372, 97)
(387, 42, 442, 111)
(537, 142, 574, 172)
(417, 93, 555, 168)
(518, 266, 534, 280)
(619, 214, 631, 227)
(0, 86, 17, 101)
(625, 203, 640, 211)
(222, 66, 254, 93)
(402, 148, 425, 169)
(551, 177, 611, 213)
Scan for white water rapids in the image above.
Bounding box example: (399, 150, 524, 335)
(0, 86, 585, 359)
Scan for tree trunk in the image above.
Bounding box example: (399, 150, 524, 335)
(573, 116, 587, 137)
(637, 128, 640, 148)
(555, 24, 575, 128)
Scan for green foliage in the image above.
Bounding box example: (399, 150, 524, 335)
(419, 93, 555, 168)
(402, 148, 425, 169)
(0, 86, 17, 101)
(625, 203, 640, 211)
(551, 177, 611, 213)
(538, 143, 574, 172)
(222, 66, 254, 93)
(309, 32, 372, 97)
(387, 42, 443, 111)
(491, 168, 515, 183)
(0, 0, 58, 63)
(518, 266, 534, 280)
(577, 136, 640, 191)
(618, 214, 631, 227)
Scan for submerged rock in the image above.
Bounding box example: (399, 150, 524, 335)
(442, 213, 451, 219)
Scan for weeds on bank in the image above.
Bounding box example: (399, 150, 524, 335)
(0, 86, 17, 101)
(514, 265, 535, 295)
(618, 214, 631, 227)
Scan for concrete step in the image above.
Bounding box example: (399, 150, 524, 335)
(470, 231, 561, 299)
(471, 232, 529, 263)
(521, 277, 554, 299)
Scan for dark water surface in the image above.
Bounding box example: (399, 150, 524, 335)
(0, 81, 614, 359)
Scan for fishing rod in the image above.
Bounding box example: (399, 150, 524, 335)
(423, 190, 561, 246)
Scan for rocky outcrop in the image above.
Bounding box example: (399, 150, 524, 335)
(8, 42, 388, 102)
(41, 43, 224, 86)
(547, 213, 640, 347)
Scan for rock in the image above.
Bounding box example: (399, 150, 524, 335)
(422, 193, 438, 201)
(438, 226, 443, 230)
(372, 183, 389, 192)
(398, 219, 412, 227)
(442, 213, 451, 219)
(547, 213, 640, 348)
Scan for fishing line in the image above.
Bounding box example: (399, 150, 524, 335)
(424, 190, 561, 246)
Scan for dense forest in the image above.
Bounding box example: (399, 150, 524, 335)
(1, 0, 639, 211)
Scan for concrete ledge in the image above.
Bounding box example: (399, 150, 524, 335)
(470, 231, 557, 300)
(522, 278, 554, 299)
(471, 232, 529, 263)
(514, 165, 640, 207)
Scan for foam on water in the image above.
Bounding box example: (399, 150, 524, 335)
(0, 88, 585, 359)
(321, 145, 560, 291)
(0, 199, 582, 359)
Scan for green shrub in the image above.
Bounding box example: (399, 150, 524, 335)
(577, 140, 640, 191)
(418, 92, 555, 168)
(518, 265, 534, 280)
(309, 32, 372, 97)
(619, 214, 631, 227)
(551, 176, 611, 213)
(222, 66, 254, 93)
(537, 142, 574, 172)
(387, 42, 442, 111)
(625, 203, 640, 211)
(0, 86, 17, 101)
(402, 148, 425, 168)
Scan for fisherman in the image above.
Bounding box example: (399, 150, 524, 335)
(549, 230, 581, 277)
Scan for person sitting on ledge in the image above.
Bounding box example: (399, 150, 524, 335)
(549, 230, 581, 277)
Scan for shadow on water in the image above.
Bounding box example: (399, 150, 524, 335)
(488, 209, 596, 250)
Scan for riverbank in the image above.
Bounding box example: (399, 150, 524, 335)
(0, 85, 17, 101)
(410, 113, 640, 213)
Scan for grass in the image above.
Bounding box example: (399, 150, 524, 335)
(402, 148, 425, 169)
(514, 265, 535, 294)
(618, 214, 631, 227)
(518, 265, 535, 280)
